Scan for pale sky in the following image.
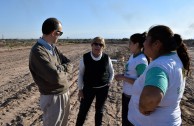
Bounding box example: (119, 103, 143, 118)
(0, 0, 194, 39)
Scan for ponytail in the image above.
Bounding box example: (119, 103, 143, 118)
(177, 43, 190, 76)
(147, 25, 191, 76)
(130, 32, 147, 48)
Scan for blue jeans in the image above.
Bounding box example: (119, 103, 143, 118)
(76, 85, 109, 126)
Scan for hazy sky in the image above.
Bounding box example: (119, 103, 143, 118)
(0, 0, 194, 39)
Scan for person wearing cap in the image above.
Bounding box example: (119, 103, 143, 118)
(75, 37, 114, 126)
(29, 17, 72, 126)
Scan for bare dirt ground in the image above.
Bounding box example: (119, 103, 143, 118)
(0, 41, 194, 126)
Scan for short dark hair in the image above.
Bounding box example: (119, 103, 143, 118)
(42, 18, 61, 35)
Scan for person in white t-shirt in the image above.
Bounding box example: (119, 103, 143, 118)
(114, 32, 149, 126)
(128, 25, 191, 126)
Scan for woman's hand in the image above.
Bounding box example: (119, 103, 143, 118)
(114, 74, 124, 81)
(107, 82, 113, 87)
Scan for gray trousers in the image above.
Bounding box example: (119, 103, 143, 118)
(40, 91, 70, 126)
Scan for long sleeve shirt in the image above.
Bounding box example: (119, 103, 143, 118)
(77, 52, 114, 90)
(29, 38, 71, 94)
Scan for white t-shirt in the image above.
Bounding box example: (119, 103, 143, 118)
(128, 52, 185, 126)
(123, 53, 148, 95)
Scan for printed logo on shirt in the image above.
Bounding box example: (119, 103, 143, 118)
(177, 86, 184, 95)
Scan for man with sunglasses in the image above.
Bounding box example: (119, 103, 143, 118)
(76, 37, 114, 126)
(29, 17, 72, 126)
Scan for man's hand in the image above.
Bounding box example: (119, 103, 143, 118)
(62, 63, 73, 73)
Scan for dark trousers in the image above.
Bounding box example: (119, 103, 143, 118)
(126, 121, 134, 126)
(76, 85, 109, 126)
(122, 93, 134, 126)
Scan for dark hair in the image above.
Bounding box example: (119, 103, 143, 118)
(42, 18, 61, 35)
(130, 32, 147, 48)
(148, 25, 190, 76)
(130, 32, 150, 63)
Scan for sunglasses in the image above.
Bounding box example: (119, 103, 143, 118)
(93, 43, 104, 47)
(56, 31, 63, 36)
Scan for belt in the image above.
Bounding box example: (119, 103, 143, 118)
(92, 84, 108, 88)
